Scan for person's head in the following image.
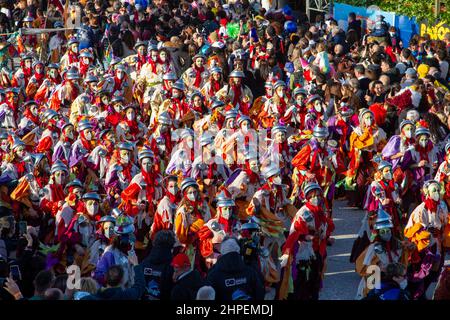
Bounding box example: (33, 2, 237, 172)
(44, 288, 64, 300)
(153, 229, 176, 249)
(348, 12, 356, 22)
(354, 64, 365, 78)
(171, 253, 191, 281)
(79, 277, 98, 294)
(373, 80, 384, 96)
(220, 237, 241, 256)
(379, 75, 390, 87)
(34, 270, 55, 296)
(382, 263, 407, 289)
(105, 265, 125, 288)
(196, 286, 215, 300)
(53, 274, 68, 296)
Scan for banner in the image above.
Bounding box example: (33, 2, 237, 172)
(420, 21, 450, 41)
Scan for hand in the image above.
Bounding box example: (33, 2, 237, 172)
(364, 95, 372, 102)
(128, 253, 139, 266)
(418, 160, 428, 167)
(279, 254, 289, 268)
(4, 277, 22, 300)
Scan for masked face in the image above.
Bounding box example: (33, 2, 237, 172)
(402, 125, 414, 139)
(249, 160, 259, 173)
(186, 136, 194, 149)
(160, 125, 169, 133)
(379, 228, 392, 242)
(71, 44, 79, 53)
(141, 157, 152, 173)
(49, 69, 58, 79)
(309, 195, 321, 206)
(88, 105, 98, 115)
(167, 181, 178, 196)
(0, 139, 9, 151)
(186, 187, 198, 202)
(82, 57, 90, 65)
(120, 150, 131, 164)
(221, 206, 232, 220)
(137, 47, 146, 56)
(159, 52, 167, 62)
(382, 167, 393, 180)
(265, 88, 273, 97)
(126, 110, 135, 121)
(272, 175, 282, 185)
(30, 106, 38, 116)
(195, 58, 203, 68)
(64, 126, 74, 140)
(226, 119, 235, 129)
(24, 59, 32, 69)
(314, 100, 322, 112)
(232, 77, 242, 86)
(428, 184, 440, 201)
(103, 221, 115, 239)
(213, 73, 221, 81)
(15, 146, 26, 159)
(151, 52, 158, 61)
(116, 71, 124, 80)
(275, 132, 286, 144)
(276, 87, 285, 98)
(35, 65, 44, 74)
(363, 114, 374, 127)
(84, 129, 93, 141)
(172, 89, 181, 99)
(53, 170, 67, 185)
(296, 96, 303, 105)
(418, 136, 429, 148)
(241, 121, 250, 134)
(85, 199, 99, 216)
(73, 188, 82, 199)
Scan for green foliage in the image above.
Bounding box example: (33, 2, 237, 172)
(337, 0, 449, 24)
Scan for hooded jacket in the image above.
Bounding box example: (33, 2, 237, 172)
(170, 269, 205, 300)
(140, 246, 174, 300)
(207, 252, 265, 300)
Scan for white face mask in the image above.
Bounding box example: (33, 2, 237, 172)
(241, 125, 249, 134)
(364, 118, 373, 127)
(172, 91, 180, 99)
(310, 196, 320, 206)
(430, 191, 440, 202)
(121, 153, 130, 164)
(399, 279, 408, 290)
(404, 130, 413, 139)
(66, 131, 74, 140)
(168, 186, 178, 196)
(187, 140, 194, 149)
(272, 176, 282, 185)
(249, 161, 259, 173)
(314, 101, 322, 112)
(419, 140, 428, 148)
(141, 159, 152, 173)
(84, 131, 93, 140)
(296, 97, 303, 105)
(104, 225, 114, 239)
(86, 202, 99, 216)
(83, 57, 90, 65)
(54, 171, 66, 185)
(383, 172, 392, 180)
(127, 112, 135, 121)
(187, 193, 196, 202)
(117, 72, 124, 80)
(221, 207, 232, 220)
(30, 108, 38, 116)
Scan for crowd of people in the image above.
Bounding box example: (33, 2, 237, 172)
(0, 0, 450, 301)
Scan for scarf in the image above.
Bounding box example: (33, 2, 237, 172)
(185, 198, 203, 220)
(136, 54, 147, 71)
(415, 142, 433, 161)
(147, 59, 157, 74)
(310, 145, 328, 173)
(305, 202, 326, 230)
(120, 161, 133, 183)
(34, 71, 45, 83)
(424, 198, 439, 213)
(68, 50, 78, 64)
(14, 160, 27, 178)
(125, 119, 140, 137)
(231, 84, 242, 106)
(218, 215, 233, 233)
(209, 80, 221, 97)
(142, 170, 158, 205)
(23, 108, 39, 124)
(79, 60, 90, 77)
(49, 183, 65, 202)
(276, 97, 287, 115)
(113, 76, 125, 92)
(193, 65, 205, 88)
(244, 161, 260, 184)
(166, 190, 180, 204)
(207, 162, 217, 180)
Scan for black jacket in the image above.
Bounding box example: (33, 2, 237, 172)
(207, 252, 265, 301)
(171, 269, 205, 300)
(140, 246, 174, 300)
(85, 265, 146, 300)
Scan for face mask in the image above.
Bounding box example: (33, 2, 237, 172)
(172, 91, 180, 99)
(117, 72, 124, 80)
(419, 140, 428, 148)
(84, 131, 93, 140)
(430, 191, 440, 202)
(83, 58, 90, 65)
(168, 186, 178, 195)
(16, 149, 26, 158)
(314, 101, 322, 112)
(364, 118, 373, 126)
(54, 171, 65, 184)
(142, 159, 152, 172)
(160, 125, 168, 133)
(72, 46, 79, 53)
(104, 227, 114, 239)
(272, 176, 282, 185)
(383, 172, 392, 180)
(0, 141, 8, 151)
(86, 202, 99, 216)
(221, 207, 232, 220)
(250, 162, 259, 173)
(277, 90, 285, 98)
(296, 97, 303, 105)
(310, 196, 320, 206)
(121, 154, 130, 164)
(127, 113, 135, 121)
(114, 105, 121, 113)
(187, 140, 194, 149)
(187, 193, 196, 202)
(30, 108, 38, 116)
(242, 125, 249, 134)
(151, 54, 158, 61)
(404, 130, 412, 139)
(399, 279, 408, 290)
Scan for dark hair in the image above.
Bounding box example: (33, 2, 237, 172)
(354, 64, 365, 75)
(381, 263, 406, 281)
(44, 288, 64, 300)
(34, 270, 55, 295)
(153, 230, 176, 248)
(53, 274, 68, 293)
(106, 265, 124, 287)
